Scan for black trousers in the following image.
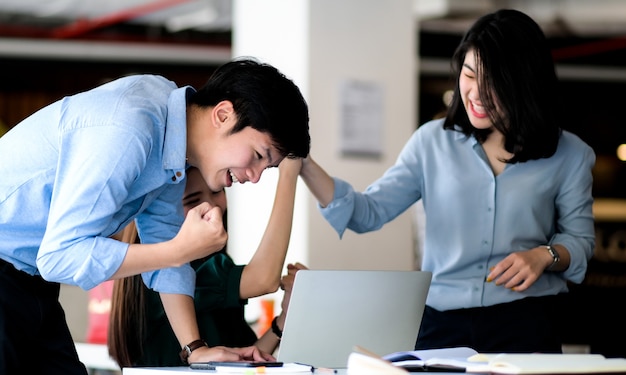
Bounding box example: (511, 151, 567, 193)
(0, 258, 88, 375)
(415, 295, 564, 353)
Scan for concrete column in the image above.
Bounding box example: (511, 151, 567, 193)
(228, 0, 417, 276)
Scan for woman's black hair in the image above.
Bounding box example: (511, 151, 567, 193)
(443, 9, 562, 163)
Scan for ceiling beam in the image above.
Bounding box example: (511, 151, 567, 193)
(0, 37, 231, 64)
(51, 0, 193, 39)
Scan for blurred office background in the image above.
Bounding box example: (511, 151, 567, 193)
(1, 0, 625, 361)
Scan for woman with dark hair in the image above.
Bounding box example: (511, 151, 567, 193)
(299, 9, 595, 353)
(108, 162, 307, 367)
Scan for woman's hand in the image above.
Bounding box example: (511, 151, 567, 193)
(276, 262, 309, 328)
(189, 345, 275, 363)
(486, 246, 566, 292)
(278, 156, 303, 178)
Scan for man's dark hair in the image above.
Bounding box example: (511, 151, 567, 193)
(189, 57, 310, 158)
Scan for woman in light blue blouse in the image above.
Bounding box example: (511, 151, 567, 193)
(299, 9, 595, 353)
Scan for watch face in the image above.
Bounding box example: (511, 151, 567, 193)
(546, 246, 559, 270)
(548, 246, 559, 260)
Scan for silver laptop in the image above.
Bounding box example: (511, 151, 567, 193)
(276, 269, 432, 369)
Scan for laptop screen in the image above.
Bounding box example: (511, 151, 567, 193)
(276, 269, 432, 368)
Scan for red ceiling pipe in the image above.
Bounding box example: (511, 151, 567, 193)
(552, 36, 626, 62)
(51, 0, 193, 39)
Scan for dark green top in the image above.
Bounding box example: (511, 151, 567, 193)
(135, 252, 258, 366)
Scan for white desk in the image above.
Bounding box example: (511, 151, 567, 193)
(75, 342, 121, 373)
(122, 368, 470, 375)
(123, 368, 203, 374)
(123, 367, 347, 375)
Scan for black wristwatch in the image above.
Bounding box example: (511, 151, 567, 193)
(271, 316, 283, 339)
(545, 245, 559, 270)
(179, 339, 207, 364)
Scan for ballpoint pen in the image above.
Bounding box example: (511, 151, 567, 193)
(293, 362, 337, 374)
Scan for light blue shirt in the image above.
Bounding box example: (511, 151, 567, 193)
(321, 119, 596, 311)
(0, 74, 197, 296)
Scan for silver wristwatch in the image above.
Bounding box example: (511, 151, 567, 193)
(545, 245, 559, 270)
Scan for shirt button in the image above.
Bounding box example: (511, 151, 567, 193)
(176, 171, 182, 177)
(171, 176, 177, 182)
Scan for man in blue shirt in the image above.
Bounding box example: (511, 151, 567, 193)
(0, 58, 310, 375)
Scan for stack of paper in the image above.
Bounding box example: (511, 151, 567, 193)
(356, 345, 626, 375)
(465, 353, 626, 374)
(383, 347, 626, 374)
(347, 352, 408, 375)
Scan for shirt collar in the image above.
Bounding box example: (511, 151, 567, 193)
(451, 124, 478, 146)
(163, 86, 195, 175)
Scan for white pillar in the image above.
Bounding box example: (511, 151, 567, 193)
(228, 0, 417, 295)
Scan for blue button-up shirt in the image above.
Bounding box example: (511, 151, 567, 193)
(0, 74, 196, 296)
(321, 119, 596, 311)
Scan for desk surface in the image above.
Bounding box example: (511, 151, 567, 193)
(75, 342, 121, 371)
(122, 367, 464, 375)
(123, 368, 208, 374)
(123, 367, 346, 375)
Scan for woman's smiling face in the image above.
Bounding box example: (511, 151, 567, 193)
(459, 48, 495, 130)
(182, 167, 227, 216)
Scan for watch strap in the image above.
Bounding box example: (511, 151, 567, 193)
(179, 339, 207, 364)
(271, 316, 283, 339)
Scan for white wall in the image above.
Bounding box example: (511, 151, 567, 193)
(229, 0, 418, 276)
(60, 284, 89, 341)
(305, 0, 417, 271)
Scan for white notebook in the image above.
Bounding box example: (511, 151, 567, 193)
(276, 269, 432, 369)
